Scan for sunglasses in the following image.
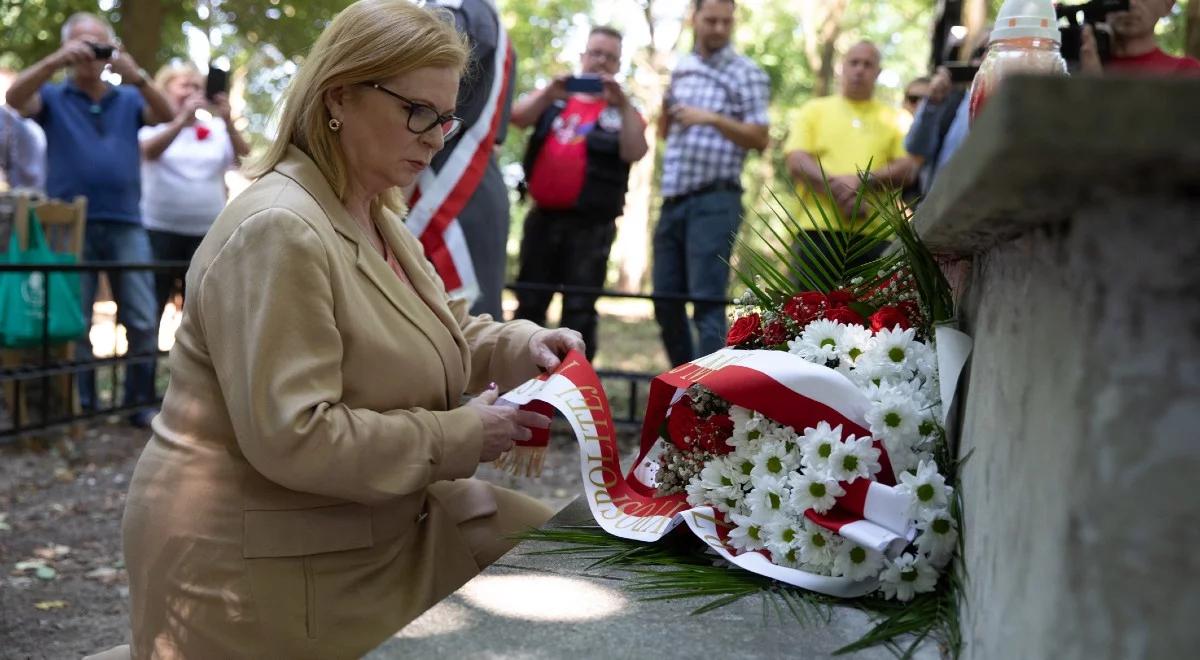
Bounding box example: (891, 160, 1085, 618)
(362, 82, 464, 140)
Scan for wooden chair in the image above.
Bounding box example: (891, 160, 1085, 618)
(2, 194, 87, 442)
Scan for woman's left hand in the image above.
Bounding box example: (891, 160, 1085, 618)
(529, 328, 586, 371)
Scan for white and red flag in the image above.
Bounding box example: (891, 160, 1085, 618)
(405, 9, 513, 302)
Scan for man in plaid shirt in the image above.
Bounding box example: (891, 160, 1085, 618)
(653, 0, 770, 367)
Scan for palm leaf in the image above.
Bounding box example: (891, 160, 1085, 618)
(735, 178, 899, 311)
(516, 524, 963, 658)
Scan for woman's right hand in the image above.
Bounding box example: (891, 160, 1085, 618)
(466, 387, 552, 463)
(175, 95, 207, 127)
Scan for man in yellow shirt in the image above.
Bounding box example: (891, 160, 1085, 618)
(785, 41, 919, 251)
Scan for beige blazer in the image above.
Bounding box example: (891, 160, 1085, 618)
(121, 146, 551, 659)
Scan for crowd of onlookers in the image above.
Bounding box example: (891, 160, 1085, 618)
(1, 0, 1196, 424)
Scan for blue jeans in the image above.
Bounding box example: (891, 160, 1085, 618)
(76, 221, 159, 411)
(652, 189, 742, 366)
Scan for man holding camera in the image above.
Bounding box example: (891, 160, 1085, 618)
(510, 26, 648, 360)
(1081, 0, 1200, 74)
(6, 12, 172, 427)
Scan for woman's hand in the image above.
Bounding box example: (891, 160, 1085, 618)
(466, 387, 552, 463)
(528, 328, 586, 371)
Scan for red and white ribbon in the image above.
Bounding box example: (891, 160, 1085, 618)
(500, 349, 933, 597)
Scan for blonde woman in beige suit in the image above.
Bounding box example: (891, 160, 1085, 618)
(113, 1, 583, 658)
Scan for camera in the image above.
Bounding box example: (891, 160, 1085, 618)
(1057, 0, 1129, 64)
(87, 42, 115, 60)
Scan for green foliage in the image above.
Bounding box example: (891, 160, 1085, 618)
(518, 518, 965, 658)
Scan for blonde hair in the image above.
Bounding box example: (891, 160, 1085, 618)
(245, 0, 469, 218)
(154, 60, 201, 90)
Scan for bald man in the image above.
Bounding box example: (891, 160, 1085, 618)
(784, 41, 920, 263)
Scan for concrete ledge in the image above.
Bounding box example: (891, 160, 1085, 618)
(371, 497, 938, 659)
(915, 75, 1200, 658)
(913, 76, 1200, 255)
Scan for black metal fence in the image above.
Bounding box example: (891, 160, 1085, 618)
(0, 261, 188, 443)
(1, 263, 731, 443)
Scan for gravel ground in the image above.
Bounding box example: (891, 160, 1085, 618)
(0, 419, 641, 659)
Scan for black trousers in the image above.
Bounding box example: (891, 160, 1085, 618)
(147, 229, 204, 319)
(514, 207, 617, 361)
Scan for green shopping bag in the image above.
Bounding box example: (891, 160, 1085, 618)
(0, 211, 88, 348)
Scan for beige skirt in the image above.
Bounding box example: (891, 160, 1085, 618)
(122, 442, 553, 659)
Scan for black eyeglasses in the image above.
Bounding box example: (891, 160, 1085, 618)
(362, 82, 463, 140)
(584, 49, 620, 64)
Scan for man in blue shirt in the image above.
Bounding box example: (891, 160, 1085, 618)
(7, 12, 173, 427)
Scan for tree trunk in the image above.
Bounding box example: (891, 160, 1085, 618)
(116, 0, 164, 72)
(1187, 0, 1200, 60)
(801, 0, 848, 97)
(613, 0, 682, 292)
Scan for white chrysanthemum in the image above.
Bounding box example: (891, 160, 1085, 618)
(837, 323, 876, 368)
(832, 542, 885, 581)
(685, 457, 739, 508)
(727, 452, 757, 487)
(915, 409, 940, 445)
(750, 439, 800, 482)
(826, 435, 882, 483)
(915, 508, 958, 568)
(787, 472, 845, 514)
(799, 421, 842, 475)
(845, 351, 892, 389)
(711, 491, 749, 516)
(878, 552, 939, 601)
(788, 319, 842, 363)
(759, 421, 799, 448)
(884, 436, 919, 475)
(795, 520, 839, 571)
(726, 511, 769, 553)
(764, 516, 805, 560)
(746, 475, 791, 523)
(865, 389, 921, 445)
(895, 460, 951, 516)
(867, 326, 920, 378)
(727, 405, 758, 447)
(910, 339, 938, 380)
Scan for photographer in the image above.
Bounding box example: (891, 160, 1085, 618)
(5, 12, 173, 427)
(1081, 0, 1200, 74)
(509, 25, 648, 361)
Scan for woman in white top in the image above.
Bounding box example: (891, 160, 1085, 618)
(139, 61, 249, 316)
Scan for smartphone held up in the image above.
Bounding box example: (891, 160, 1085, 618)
(564, 74, 604, 94)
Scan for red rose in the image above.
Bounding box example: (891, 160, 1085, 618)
(783, 292, 825, 325)
(870, 306, 911, 333)
(824, 307, 865, 325)
(898, 300, 923, 324)
(798, 292, 828, 307)
(666, 398, 699, 450)
(827, 289, 856, 307)
(696, 414, 735, 455)
(760, 320, 788, 347)
(726, 313, 762, 346)
(194, 125, 211, 141)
